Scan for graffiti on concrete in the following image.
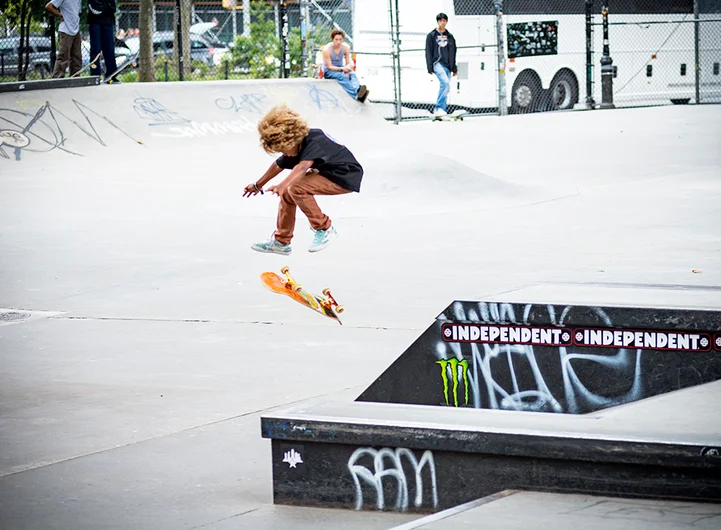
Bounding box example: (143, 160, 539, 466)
(215, 93, 267, 114)
(133, 96, 255, 139)
(133, 97, 190, 126)
(0, 100, 141, 161)
(436, 302, 644, 414)
(0, 129, 31, 160)
(347, 447, 438, 511)
(308, 83, 340, 110)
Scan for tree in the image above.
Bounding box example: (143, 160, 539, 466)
(0, 0, 46, 80)
(138, 0, 155, 81)
(226, 0, 279, 78)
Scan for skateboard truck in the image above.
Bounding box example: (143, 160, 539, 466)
(280, 265, 303, 292)
(322, 288, 344, 313)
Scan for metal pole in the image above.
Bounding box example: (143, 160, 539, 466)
(243, 0, 250, 38)
(232, 5, 237, 42)
(600, 3, 614, 108)
(300, 0, 308, 75)
(306, 2, 314, 72)
(585, 0, 595, 108)
(175, 0, 184, 81)
(394, 0, 402, 121)
(494, 0, 507, 115)
(279, 0, 290, 78)
(694, 0, 700, 104)
(388, 0, 400, 124)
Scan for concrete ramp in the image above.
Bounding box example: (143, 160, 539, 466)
(0, 79, 568, 217)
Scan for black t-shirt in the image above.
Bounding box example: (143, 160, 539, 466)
(275, 128, 363, 192)
(87, 0, 116, 25)
(435, 30, 451, 69)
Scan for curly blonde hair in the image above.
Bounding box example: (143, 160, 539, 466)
(257, 104, 310, 154)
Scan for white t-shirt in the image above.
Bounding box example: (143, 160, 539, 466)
(51, 0, 81, 36)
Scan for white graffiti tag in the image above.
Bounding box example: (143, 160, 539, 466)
(150, 118, 255, 138)
(347, 447, 438, 511)
(436, 302, 643, 413)
(0, 129, 31, 160)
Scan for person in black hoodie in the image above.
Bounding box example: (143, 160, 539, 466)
(425, 12, 457, 117)
(88, 0, 118, 80)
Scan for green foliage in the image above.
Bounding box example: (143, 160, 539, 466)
(226, 0, 279, 79)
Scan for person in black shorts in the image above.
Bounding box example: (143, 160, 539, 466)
(243, 104, 363, 254)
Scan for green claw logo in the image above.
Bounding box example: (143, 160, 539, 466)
(436, 358, 469, 407)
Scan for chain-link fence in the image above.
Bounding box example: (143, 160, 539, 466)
(2, 0, 719, 115)
(355, 0, 721, 120)
(593, 0, 721, 108)
(0, 0, 353, 83)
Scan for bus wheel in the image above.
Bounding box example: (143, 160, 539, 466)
(511, 71, 542, 114)
(550, 70, 578, 110)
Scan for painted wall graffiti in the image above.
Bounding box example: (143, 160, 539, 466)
(435, 302, 644, 414)
(347, 447, 438, 511)
(136, 96, 256, 139)
(0, 129, 30, 160)
(0, 100, 140, 161)
(308, 83, 340, 110)
(133, 97, 190, 126)
(215, 93, 267, 114)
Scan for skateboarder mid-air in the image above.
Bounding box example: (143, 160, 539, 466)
(243, 104, 363, 254)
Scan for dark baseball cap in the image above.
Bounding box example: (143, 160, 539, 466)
(436, 12, 448, 21)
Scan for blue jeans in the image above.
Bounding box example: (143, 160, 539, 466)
(433, 62, 451, 112)
(89, 23, 118, 77)
(323, 68, 361, 99)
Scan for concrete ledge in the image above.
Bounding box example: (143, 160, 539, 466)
(0, 76, 100, 93)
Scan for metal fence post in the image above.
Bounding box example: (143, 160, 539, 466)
(585, 0, 595, 108)
(494, 0, 508, 116)
(279, 0, 290, 78)
(600, 3, 615, 108)
(300, 0, 308, 75)
(175, 0, 184, 81)
(388, 0, 401, 124)
(694, 0, 700, 104)
(394, 0, 402, 121)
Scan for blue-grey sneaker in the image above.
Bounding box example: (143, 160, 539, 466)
(251, 237, 292, 255)
(308, 226, 337, 252)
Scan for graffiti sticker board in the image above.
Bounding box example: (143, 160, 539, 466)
(507, 21, 558, 59)
(357, 300, 721, 415)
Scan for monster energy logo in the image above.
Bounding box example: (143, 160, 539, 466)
(436, 358, 469, 407)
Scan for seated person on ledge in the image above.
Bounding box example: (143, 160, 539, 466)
(322, 29, 369, 103)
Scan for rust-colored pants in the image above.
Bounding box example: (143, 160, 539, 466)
(274, 172, 350, 245)
(52, 31, 82, 78)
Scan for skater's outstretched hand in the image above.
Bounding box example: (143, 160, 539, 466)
(243, 182, 264, 197)
(266, 183, 286, 197)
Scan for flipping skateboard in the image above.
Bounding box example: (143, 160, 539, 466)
(260, 266, 344, 325)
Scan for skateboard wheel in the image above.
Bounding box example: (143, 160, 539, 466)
(294, 284, 303, 292)
(280, 265, 289, 274)
(322, 288, 331, 296)
(336, 305, 345, 313)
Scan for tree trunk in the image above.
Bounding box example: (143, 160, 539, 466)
(24, 16, 31, 78)
(138, 0, 156, 81)
(182, 0, 190, 78)
(173, 0, 191, 79)
(18, 0, 27, 80)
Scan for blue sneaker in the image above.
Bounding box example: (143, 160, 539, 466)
(309, 226, 337, 252)
(251, 237, 292, 255)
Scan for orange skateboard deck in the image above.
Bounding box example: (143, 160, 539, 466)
(260, 266, 343, 325)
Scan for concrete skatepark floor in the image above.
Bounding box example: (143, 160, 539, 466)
(1, 80, 720, 529)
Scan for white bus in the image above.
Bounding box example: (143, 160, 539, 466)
(352, 0, 721, 113)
